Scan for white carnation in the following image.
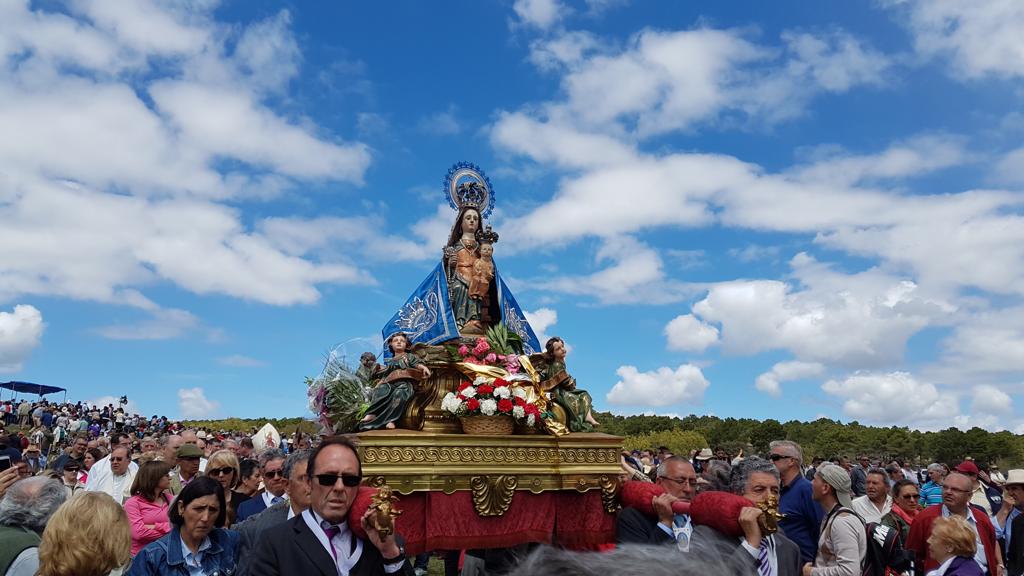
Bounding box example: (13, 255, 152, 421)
(494, 386, 511, 399)
(462, 386, 477, 398)
(526, 414, 536, 426)
(480, 398, 498, 416)
(512, 387, 527, 399)
(441, 392, 462, 414)
(512, 405, 525, 419)
(473, 376, 489, 386)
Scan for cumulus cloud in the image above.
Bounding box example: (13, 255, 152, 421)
(971, 384, 1013, 415)
(692, 254, 951, 367)
(889, 0, 1024, 79)
(0, 305, 45, 373)
(513, 0, 566, 30)
(664, 314, 719, 353)
(524, 308, 559, 348)
(533, 236, 699, 304)
(755, 361, 825, 397)
(606, 364, 709, 407)
(821, 371, 960, 427)
(0, 1, 376, 316)
(993, 147, 1024, 185)
(177, 387, 220, 419)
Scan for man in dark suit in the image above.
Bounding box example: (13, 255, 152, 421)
(236, 448, 289, 522)
(250, 436, 413, 576)
(616, 456, 697, 546)
(236, 449, 312, 576)
(692, 457, 802, 576)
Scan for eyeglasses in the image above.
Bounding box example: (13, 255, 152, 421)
(659, 476, 698, 487)
(902, 493, 921, 499)
(769, 454, 794, 461)
(314, 473, 362, 487)
(942, 485, 971, 494)
(207, 466, 234, 477)
(264, 470, 285, 479)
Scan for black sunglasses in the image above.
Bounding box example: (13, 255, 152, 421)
(314, 473, 362, 487)
(769, 454, 792, 461)
(264, 470, 284, 479)
(207, 466, 234, 477)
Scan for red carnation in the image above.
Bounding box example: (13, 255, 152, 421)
(465, 398, 480, 411)
(458, 381, 472, 391)
(493, 378, 508, 387)
(497, 399, 513, 413)
(514, 397, 526, 406)
(477, 384, 494, 395)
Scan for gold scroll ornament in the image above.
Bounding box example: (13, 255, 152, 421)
(454, 356, 568, 437)
(471, 475, 518, 516)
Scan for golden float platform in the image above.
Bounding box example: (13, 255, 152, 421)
(357, 429, 623, 516)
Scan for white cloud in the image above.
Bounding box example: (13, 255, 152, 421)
(177, 387, 220, 419)
(513, 0, 566, 30)
(788, 134, 967, 186)
(232, 10, 301, 93)
(692, 254, 951, 367)
(890, 0, 1024, 79)
(95, 307, 200, 340)
(606, 364, 709, 407)
(524, 308, 558, 348)
(664, 314, 719, 353)
(993, 147, 1024, 185)
(218, 355, 268, 368)
(529, 31, 603, 71)
(417, 105, 462, 136)
(0, 305, 45, 373)
(932, 306, 1024, 381)
(971, 384, 1013, 415)
(755, 361, 825, 397)
(533, 236, 698, 304)
(821, 371, 960, 427)
(0, 1, 376, 316)
(85, 395, 143, 416)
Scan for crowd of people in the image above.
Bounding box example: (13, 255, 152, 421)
(2, 396, 1023, 576)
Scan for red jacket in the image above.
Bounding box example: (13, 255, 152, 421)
(905, 504, 998, 574)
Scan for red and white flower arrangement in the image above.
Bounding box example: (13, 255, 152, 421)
(442, 376, 542, 427)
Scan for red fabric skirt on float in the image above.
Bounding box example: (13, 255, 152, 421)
(350, 487, 616, 554)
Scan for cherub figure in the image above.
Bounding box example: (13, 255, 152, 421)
(469, 242, 494, 301)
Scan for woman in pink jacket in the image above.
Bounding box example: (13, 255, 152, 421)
(124, 460, 174, 556)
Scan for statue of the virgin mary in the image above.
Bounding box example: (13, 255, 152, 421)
(381, 163, 541, 356)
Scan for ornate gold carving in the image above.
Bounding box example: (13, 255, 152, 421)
(367, 486, 402, 537)
(471, 475, 518, 516)
(599, 475, 620, 514)
(757, 495, 785, 535)
(362, 446, 562, 464)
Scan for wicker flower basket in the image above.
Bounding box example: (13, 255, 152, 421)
(460, 415, 514, 435)
(514, 422, 541, 435)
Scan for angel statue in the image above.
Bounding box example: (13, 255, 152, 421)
(530, 336, 601, 432)
(358, 332, 431, 431)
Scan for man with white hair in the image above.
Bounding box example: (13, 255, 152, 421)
(0, 477, 67, 576)
(770, 440, 823, 565)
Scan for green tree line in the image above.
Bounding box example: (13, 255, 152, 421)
(595, 411, 1024, 467)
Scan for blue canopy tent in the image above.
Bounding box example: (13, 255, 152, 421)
(1, 381, 67, 402)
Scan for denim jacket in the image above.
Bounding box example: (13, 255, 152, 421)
(127, 526, 239, 576)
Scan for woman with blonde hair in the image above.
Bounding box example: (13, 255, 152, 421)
(925, 516, 984, 576)
(204, 448, 248, 526)
(124, 460, 173, 556)
(37, 492, 131, 576)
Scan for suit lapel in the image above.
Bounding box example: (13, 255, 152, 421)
(294, 516, 338, 576)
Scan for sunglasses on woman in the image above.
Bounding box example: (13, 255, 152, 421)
(207, 466, 234, 477)
(313, 473, 362, 487)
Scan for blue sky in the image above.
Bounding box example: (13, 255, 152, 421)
(2, 0, 1024, 430)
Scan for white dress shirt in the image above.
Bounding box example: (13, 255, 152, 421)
(83, 454, 139, 492)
